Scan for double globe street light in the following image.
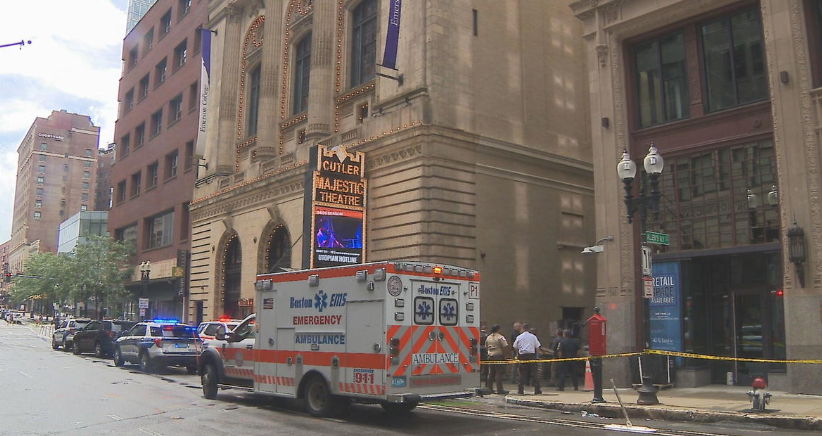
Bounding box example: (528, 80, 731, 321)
(616, 143, 664, 406)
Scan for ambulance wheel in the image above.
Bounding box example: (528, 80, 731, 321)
(303, 375, 346, 417)
(113, 347, 125, 367)
(381, 400, 418, 414)
(202, 363, 218, 399)
(139, 352, 154, 373)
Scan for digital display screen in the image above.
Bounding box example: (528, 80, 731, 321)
(312, 207, 364, 267)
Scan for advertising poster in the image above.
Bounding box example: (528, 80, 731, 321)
(649, 261, 682, 352)
(309, 145, 366, 268)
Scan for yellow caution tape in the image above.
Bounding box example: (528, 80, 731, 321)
(480, 352, 642, 365)
(644, 349, 822, 364)
(480, 349, 822, 365)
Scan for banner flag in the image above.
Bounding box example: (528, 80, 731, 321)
(381, 0, 402, 70)
(195, 28, 212, 159)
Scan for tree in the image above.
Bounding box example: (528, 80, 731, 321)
(69, 235, 135, 319)
(11, 236, 134, 319)
(9, 252, 70, 312)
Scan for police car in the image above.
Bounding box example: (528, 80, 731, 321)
(197, 317, 242, 341)
(113, 319, 202, 374)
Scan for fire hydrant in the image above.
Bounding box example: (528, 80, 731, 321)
(746, 377, 771, 411)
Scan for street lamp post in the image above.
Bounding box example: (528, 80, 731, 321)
(139, 261, 151, 320)
(617, 143, 664, 404)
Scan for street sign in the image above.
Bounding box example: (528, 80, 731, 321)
(641, 245, 652, 276)
(138, 298, 149, 309)
(643, 276, 654, 298)
(645, 231, 670, 246)
(139, 308, 146, 317)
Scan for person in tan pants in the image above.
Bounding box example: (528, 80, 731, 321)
(485, 324, 509, 394)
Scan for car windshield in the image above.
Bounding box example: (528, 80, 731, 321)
(75, 321, 91, 329)
(157, 324, 197, 338)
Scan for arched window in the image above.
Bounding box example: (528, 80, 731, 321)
(247, 64, 262, 136)
(266, 226, 291, 272)
(223, 235, 242, 318)
(351, 0, 377, 87)
(293, 33, 312, 114)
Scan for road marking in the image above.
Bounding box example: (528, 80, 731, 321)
(18, 370, 32, 378)
(107, 414, 122, 421)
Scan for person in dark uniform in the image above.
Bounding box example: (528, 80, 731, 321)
(509, 321, 523, 384)
(556, 329, 581, 391)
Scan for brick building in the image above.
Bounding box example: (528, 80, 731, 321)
(8, 110, 100, 273)
(108, 0, 207, 320)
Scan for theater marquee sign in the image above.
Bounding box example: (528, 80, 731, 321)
(310, 145, 366, 268)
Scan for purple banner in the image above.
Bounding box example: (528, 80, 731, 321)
(381, 0, 401, 70)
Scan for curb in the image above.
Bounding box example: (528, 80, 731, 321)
(505, 397, 822, 431)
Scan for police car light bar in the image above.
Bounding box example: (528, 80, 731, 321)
(151, 319, 180, 324)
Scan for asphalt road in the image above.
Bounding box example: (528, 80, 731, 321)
(0, 321, 815, 436)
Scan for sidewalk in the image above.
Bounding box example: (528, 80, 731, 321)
(498, 382, 822, 431)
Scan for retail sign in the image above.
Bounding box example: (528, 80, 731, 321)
(310, 145, 366, 268)
(649, 262, 682, 352)
(645, 231, 669, 246)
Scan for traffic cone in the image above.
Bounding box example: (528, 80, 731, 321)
(584, 359, 594, 392)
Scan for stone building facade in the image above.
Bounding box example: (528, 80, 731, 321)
(572, 0, 822, 393)
(9, 110, 100, 273)
(190, 0, 594, 336)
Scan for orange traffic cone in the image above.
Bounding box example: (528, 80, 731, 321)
(584, 359, 594, 392)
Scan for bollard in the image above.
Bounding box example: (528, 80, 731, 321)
(636, 375, 659, 405)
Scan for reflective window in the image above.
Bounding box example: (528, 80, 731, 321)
(634, 31, 688, 128)
(414, 297, 434, 325)
(650, 139, 778, 251)
(293, 33, 311, 114)
(701, 9, 767, 112)
(351, 0, 377, 87)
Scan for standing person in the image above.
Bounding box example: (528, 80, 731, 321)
(556, 329, 581, 391)
(548, 330, 563, 386)
(479, 321, 489, 383)
(509, 321, 523, 384)
(484, 324, 509, 394)
(512, 323, 542, 395)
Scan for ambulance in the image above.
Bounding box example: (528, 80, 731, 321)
(197, 261, 481, 416)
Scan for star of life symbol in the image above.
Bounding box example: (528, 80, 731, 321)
(314, 290, 329, 312)
(417, 300, 432, 320)
(440, 301, 456, 321)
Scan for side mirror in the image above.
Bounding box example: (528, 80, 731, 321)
(226, 332, 242, 343)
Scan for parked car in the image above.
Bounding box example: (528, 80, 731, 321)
(113, 320, 202, 374)
(51, 318, 92, 351)
(197, 319, 241, 341)
(71, 320, 137, 357)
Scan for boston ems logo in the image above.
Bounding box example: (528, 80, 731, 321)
(314, 290, 329, 312)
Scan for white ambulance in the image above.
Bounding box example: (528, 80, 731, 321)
(198, 261, 481, 416)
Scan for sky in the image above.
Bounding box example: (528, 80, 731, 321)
(0, 0, 129, 241)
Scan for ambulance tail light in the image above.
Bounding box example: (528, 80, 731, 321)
(389, 337, 401, 366)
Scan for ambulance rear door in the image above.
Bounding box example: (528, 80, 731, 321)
(344, 297, 385, 397)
